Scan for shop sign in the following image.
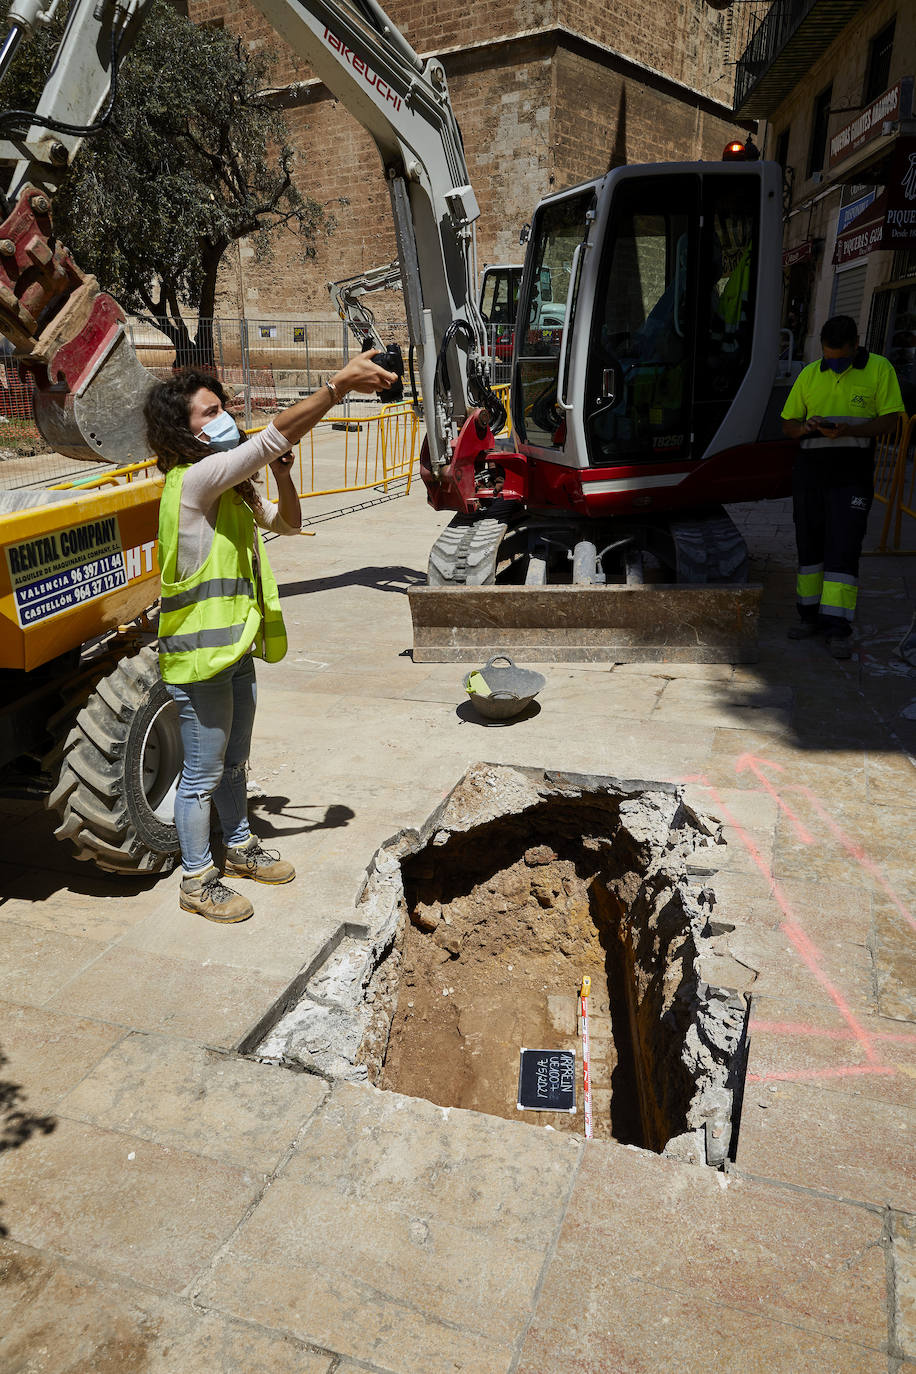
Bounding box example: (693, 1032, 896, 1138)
(783, 239, 814, 267)
(832, 139, 916, 265)
(837, 189, 878, 235)
(887, 141, 916, 242)
(828, 79, 913, 169)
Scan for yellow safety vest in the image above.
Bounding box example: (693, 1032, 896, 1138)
(157, 465, 287, 684)
(781, 350, 904, 450)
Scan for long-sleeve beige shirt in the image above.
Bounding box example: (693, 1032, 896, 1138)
(174, 422, 298, 580)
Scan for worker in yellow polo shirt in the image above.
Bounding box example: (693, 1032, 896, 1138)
(781, 314, 905, 659)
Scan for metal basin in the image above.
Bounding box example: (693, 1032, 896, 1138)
(464, 654, 545, 720)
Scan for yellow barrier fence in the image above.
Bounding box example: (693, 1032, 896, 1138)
(265, 401, 419, 502)
(493, 382, 512, 439)
(44, 385, 515, 507)
(47, 402, 421, 504)
(873, 413, 916, 554)
(51, 459, 157, 490)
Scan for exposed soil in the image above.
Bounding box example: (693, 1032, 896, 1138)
(379, 841, 643, 1142)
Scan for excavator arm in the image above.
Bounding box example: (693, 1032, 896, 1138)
(0, 0, 500, 472)
(0, 0, 157, 462)
(328, 258, 402, 350)
(251, 0, 502, 474)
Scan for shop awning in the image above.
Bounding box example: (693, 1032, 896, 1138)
(832, 138, 916, 265)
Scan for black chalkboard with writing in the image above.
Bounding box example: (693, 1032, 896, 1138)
(517, 1049, 576, 1113)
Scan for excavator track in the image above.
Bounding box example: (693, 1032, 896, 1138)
(667, 508, 749, 584)
(427, 515, 511, 587)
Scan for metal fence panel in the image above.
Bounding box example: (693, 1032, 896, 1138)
(262, 402, 419, 502)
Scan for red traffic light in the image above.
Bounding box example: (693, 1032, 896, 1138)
(723, 141, 747, 160)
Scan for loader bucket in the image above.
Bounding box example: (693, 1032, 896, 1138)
(33, 330, 157, 466)
(408, 583, 763, 664)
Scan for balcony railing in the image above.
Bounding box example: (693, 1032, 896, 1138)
(734, 0, 866, 118)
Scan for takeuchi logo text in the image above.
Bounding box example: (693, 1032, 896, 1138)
(323, 28, 402, 111)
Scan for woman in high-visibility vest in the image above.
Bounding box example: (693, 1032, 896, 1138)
(144, 351, 396, 923)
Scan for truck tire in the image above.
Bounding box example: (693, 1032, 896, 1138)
(47, 645, 182, 874)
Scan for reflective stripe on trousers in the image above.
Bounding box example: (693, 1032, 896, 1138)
(796, 564, 823, 606)
(820, 573, 858, 620)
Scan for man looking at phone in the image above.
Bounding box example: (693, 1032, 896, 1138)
(781, 314, 905, 658)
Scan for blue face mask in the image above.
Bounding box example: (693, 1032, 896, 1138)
(822, 356, 852, 374)
(199, 409, 241, 451)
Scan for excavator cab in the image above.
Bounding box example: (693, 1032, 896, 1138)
(512, 162, 784, 515)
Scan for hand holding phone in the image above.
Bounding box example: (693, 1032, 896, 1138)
(269, 451, 295, 477)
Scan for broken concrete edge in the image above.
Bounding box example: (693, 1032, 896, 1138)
(250, 762, 756, 1169)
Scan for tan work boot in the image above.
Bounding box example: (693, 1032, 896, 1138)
(224, 836, 295, 885)
(179, 865, 254, 923)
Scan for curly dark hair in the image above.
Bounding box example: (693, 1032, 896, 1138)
(144, 368, 259, 509)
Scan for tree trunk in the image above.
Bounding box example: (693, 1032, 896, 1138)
(186, 240, 228, 372)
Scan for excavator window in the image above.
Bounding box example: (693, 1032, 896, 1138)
(584, 171, 760, 466)
(480, 267, 522, 326)
(692, 177, 760, 453)
(586, 175, 700, 465)
(514, 189, 593, 448)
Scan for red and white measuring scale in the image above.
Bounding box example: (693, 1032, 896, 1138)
(580, 975, 593, 1139)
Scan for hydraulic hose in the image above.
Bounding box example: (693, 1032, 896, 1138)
(0, 24, 123, 137)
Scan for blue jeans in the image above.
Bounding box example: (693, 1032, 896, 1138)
(166, 654, 257, 873)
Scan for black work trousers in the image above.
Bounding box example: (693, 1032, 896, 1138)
(792, 458, 872, 639)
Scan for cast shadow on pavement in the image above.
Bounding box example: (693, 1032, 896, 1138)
(711, 499, 916, 759)
(278, 565, 425, 598)
(0, 1047, 56, 1238)
(249, 796, 355, 840)
(454, 700, 542, 727)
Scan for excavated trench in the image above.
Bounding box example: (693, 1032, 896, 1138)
(253, 764, 751, 1167)
(378, 833, 645, 1143)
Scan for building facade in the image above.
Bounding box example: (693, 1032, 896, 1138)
(734, 0, 916, 407)
(186, 0, 755, 323)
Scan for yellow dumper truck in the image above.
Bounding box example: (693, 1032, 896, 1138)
(1, 474, 180, 872)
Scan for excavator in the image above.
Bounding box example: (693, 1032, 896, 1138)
(0, 0, 798, 616)
(0, 0, 795, 872)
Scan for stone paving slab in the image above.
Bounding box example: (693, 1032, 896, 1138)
(58, 1032, 328, 1173)
(197, 1084, 582, 1374)
(0, 866, 155, 942)
(518, 1286, 888, 1374)
(0, 1000, 124, 1112)
(516, 1138, 889, 1370)
(746, 998, 916, 1112)
(875, 902, 916, 1023)
(0, 1241, 336, 1374)
(738, 1077, 916, 1209)
(0, 920, 109, 1006)
(0, 1116, 261, 1291)
(45, 945, 290, 1047)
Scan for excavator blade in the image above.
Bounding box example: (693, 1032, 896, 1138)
(408, 583, 763, 664)
(33, 329, 157, 466)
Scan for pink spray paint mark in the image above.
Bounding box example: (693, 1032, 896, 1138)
(751, 1019, 916, 1046)
(734, 753, 814, 844)
(789, 783, 916, 936)
(683, 774, 881, 1065)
